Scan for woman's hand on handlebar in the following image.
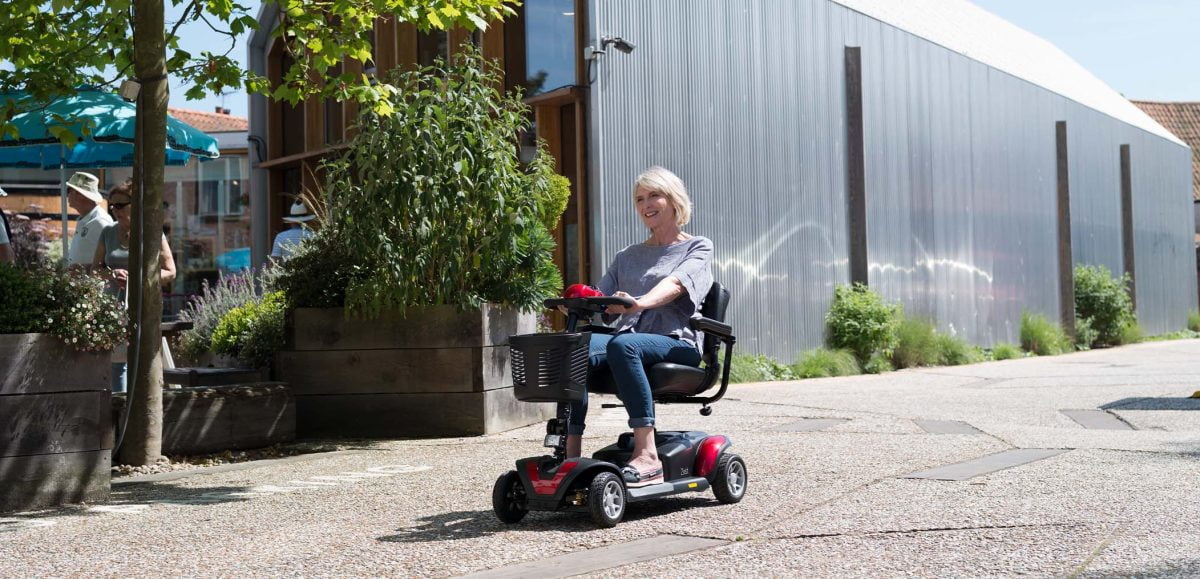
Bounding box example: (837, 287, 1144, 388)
(605, 291, 643, 315)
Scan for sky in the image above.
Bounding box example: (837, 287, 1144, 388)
(166, 0, 1200, 119)
(970, 0, 1200, 101)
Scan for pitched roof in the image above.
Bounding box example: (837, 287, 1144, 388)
(168, 107, 248, 134)
(1131, 100, 1200, 200)
(832, 0, 1183, 147)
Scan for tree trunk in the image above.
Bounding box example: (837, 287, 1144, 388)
(118, 0, 167, 466)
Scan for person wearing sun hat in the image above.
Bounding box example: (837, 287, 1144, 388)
(65, 172, 115, 266)
(270, 198, 317, 260)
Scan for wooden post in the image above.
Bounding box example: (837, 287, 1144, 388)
(1056, 121, 1076, 338)
(845, 46, 868, 286)
(1120, 144, 1136, 310)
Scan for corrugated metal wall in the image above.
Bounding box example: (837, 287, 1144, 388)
(587, 0, 1196, 359)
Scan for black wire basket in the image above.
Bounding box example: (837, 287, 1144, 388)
(509, 332, 591, 403)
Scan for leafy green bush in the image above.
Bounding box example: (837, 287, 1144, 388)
(178, 271, 261, 364)
(271, 229, 363, 309)
(531, 153, 571, 231)
(825, 283, 901, 363)
(0, 262, 127, 351)
(863, 352, 894, 374)
(936, 334, 982, 366)
(1145, 329, 1200, 342)
(892, 318, 939, 369)
(728, 353, 795, 383)
(1189, 310, 1200, 333)
(1020, 311, 1071, 355)
(328, 47, 561, 317)
(891, 317, 980, 367)
(792, 348, 860, 378)
(1118, 321, 1143, 345)
(211, 291, 287, 368)
(990, 343, 1021, 360)
(1073, 317, 1098, 351)
(0, 262, 50, 333)
(1073, 264, 1135, 348)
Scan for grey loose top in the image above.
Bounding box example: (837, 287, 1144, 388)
(596, 236, 714, 350)
(99, 224, 130, 269)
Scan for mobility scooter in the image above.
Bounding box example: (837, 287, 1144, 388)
(492, 283, 745, 527)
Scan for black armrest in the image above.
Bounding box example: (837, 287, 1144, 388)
(690, 316, 733, 339)
(580, 324, 615, 335)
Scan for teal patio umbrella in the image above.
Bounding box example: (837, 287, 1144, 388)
(0, 89, 221, 257)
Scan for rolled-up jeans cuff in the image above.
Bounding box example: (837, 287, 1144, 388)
(628, 417, 655, 429)
(567, 424, 587, 435)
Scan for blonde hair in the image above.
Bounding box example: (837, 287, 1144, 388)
(632, 166, 692, 227)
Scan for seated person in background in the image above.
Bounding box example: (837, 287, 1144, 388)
(271, 200, 317, 260)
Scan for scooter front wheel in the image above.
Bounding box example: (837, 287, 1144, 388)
(493, 470, 528, 524)
(713, 454, 747, 504)
(587, 472, 626, 527)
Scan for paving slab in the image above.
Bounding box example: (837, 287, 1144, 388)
(1061, 409, 1135, 430)
(902, 448, 1070, 481)
(913, 419, 985, 435)
(771, 418, 848, 432)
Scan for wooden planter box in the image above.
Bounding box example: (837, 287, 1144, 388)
(0, 333, 111, 513)
(276, 305, 554, 438)
(112, 383, 295, 456)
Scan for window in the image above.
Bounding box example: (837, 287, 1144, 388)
(325, 65, 344, 144)
(524, 0, 575, 95)
(417, 29, 449, 67)
(278, 53, 305, 156)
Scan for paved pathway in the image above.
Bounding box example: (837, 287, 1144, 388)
(3, 340, 1200, 577)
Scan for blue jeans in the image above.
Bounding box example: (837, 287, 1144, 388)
(111, 363, 127, 394)
(567, 332, 701, 435)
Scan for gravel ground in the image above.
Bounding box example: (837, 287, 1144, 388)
(3, 340, 1200, 577)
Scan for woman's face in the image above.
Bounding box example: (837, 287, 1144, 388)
(109, 198, 132, 226)
(634, 186, 675, 231)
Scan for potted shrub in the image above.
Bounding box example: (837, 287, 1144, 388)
(0, 247, 127, 512)
(272, 48, 569, 438)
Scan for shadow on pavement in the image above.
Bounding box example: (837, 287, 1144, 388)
(1101, 397, 1200, 411)
(1, 485, 257, 533)
(378, 497, 722, 543)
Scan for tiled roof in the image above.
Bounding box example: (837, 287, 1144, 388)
(168, 107, 248, 133)
(1132, 100, 1200, 200)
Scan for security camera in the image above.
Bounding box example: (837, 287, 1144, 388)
(602, 36, 636, 54)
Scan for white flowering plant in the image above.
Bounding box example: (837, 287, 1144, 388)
(0, 262, 129, 352)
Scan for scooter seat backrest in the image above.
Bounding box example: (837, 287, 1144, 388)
(699, 282, 730, 366)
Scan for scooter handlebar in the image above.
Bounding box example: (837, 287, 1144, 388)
(543, 295, 636, 312)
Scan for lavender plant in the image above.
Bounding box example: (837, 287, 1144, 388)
(176, 266, 285, 365)
(177, 270, 260, 364)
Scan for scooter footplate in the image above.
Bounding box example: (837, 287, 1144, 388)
(627, 477, 710, 501)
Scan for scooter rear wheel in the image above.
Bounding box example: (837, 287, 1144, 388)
(492, 470, 528, 524)
(713, 454, 747, 504)
(587, 472, 626, 527)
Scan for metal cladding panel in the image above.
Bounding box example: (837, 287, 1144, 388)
(588, 0, 1196, 358)
(1128, 136, 1197, 334)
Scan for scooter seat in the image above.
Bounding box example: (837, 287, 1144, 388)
(590, 362, 709, 398)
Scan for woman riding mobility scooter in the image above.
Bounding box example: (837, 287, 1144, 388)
(492, 283, 745, 527)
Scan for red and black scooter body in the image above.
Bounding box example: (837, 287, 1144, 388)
(515, 431, 734, 511)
